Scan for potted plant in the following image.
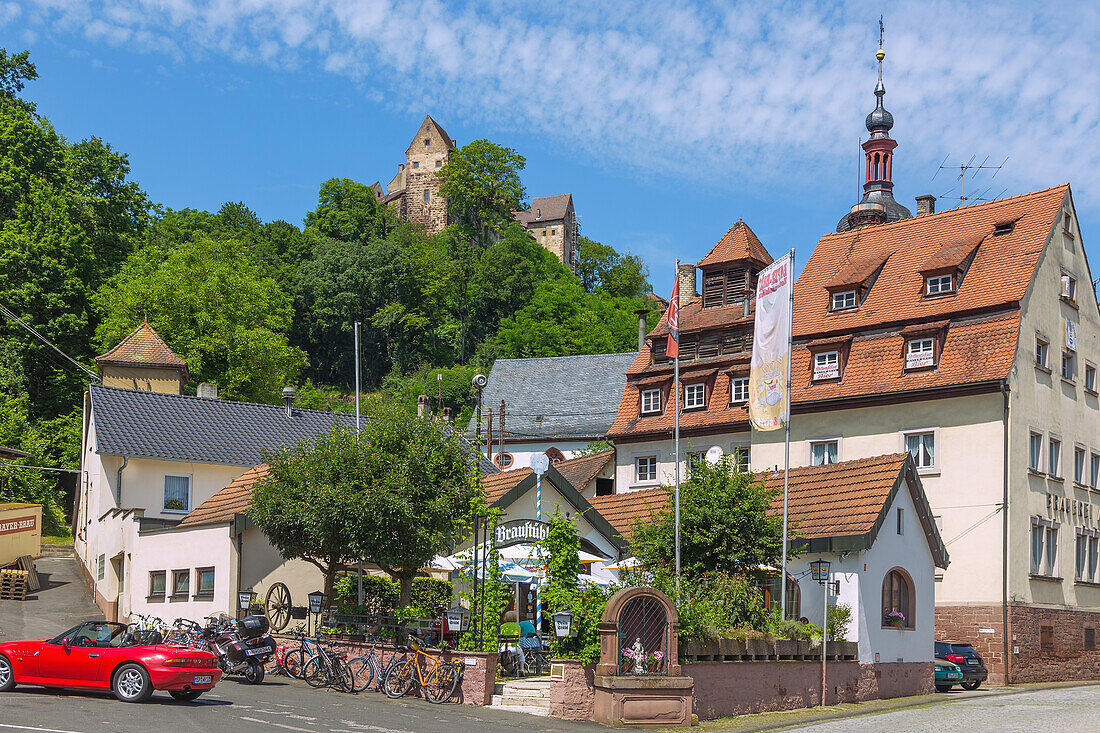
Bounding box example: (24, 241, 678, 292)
(646, 650, 665, 674)
(885, 611, 906, 629)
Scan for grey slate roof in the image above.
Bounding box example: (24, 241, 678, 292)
(514, 193, 572, 226)
(90, 384, 498, 473)
(466, 353, 636, 441)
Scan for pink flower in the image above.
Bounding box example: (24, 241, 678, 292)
(621, 648, 633, 659)
(653, 651, 664, 660)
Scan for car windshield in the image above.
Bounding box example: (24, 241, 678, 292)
(49, 622, 129, 648)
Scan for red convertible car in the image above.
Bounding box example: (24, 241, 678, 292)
(0, 620, 222, 702)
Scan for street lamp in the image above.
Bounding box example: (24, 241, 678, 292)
(238, 589, 256, 617)
(810, 560, 831, 707)
(445, 604, 466, 634)
(307, 589, 325, 635)
(552, 610, 577, 638)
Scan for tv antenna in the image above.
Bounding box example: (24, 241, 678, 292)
(932, 155, 1009, 206)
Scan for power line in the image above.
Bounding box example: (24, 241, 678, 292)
(0, 301, 100, 382)
(0, 462, 81, 474)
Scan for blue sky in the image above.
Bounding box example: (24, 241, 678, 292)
(6, 1, 1099, 289)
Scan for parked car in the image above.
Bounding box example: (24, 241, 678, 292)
(0, 620, 222, 702)
(934, 657, 963, 692)
(935, 641, 988, 690)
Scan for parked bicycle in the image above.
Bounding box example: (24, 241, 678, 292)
(302, 637, 355, 692)
(382, 635, 460, 704)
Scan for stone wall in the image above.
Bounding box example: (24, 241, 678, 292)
(548, 659, 596, 721)
(935, 605, 1007, 683)
(856, 661, 934, 699)
(270, 634, 497, 706)
(1008, 604, 1100, 684)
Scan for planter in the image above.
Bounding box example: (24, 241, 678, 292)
(719, 637, 747, 659)
(775, 639, 799, 659)
(682, 640, 717, 659)
(745, 637, 771, 659)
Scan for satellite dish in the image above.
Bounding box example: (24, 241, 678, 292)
(530, 453, 550, 475)
(706, 446, 723, 464)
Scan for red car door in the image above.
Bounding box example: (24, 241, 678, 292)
(37, 641, 103, 683)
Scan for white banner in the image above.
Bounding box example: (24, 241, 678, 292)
(749, 254, 792, 431)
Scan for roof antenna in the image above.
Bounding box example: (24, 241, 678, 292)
(932, 156, 1009, 207)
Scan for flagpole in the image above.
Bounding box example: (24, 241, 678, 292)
(674, 259, 681, 595)
(780, 249, 795, 618)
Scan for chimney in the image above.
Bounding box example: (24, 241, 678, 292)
(281, 386, 296, 417)
(196, 382, 218, 399)
(635, 309, 649, 352)
(442, 407, 452, 424)
(417, 394, 431, 419)
(916, 194, 936, 216)
(677, 263, 697, 305)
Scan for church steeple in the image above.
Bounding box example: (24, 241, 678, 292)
(837, 21, 912, 232)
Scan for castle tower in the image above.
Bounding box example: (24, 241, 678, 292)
(404, 115, 455, 235)
(95, 321, 189, 394)
(836, 39, 912, 232)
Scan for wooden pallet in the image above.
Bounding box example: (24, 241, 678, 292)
(16, 555, 39, 591)
(0, 568, 28, 601)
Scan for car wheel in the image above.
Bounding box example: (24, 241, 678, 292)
(168, 689, 203, 701)
(0, 654, 16, 691)
(961, 680, 981, 690)
(243, 660, 265, 684)
(935, 684, 953, 693)
(113, 663, 154, 703)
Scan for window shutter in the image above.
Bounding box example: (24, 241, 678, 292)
(702, 272, 725, 308)
(698, 333, 720, 359)
(679, 336, 697, 361)
(725, 268, 748, 302)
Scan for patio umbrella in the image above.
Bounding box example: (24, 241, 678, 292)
(578, 573, 615, 587)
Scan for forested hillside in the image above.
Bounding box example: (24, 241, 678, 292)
(0, 50, 658, 531)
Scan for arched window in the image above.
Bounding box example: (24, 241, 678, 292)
(545, 447, 566, 464)
(881, 568, 915, 628)
(494, 452, 514, 469)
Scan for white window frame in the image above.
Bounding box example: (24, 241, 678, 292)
(684, 383, 706, 409)
(1086, 362, 1097, 392)
(808, 438, 840, 466)
(831, 290, 857, 311)
(635, 455, 658, 484)
(1049, 436, 1063, 478)
(1075, 529, 1100, 583)
(1075, 444, 1087, 485)
(1029, 430, 1044, 472)
(163, 474, 191, 514)
(813, 350, 840, 380)
(1031, 518, 1059, 577)
(731, 444, 750, 473)
(1091, 452, 1100, 489)
(729, 377, 749, 404)
(926, 273, 953, 295)
(640, 388, 662, 414)
(900, 428, 938, 473)
(905, 338, 936, 370)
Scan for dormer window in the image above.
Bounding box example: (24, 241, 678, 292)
(536, 208, 541, 219)
(926, 274, 953, 295)
(813, 351, 840, 380)
(684, 383, 706, 409)
(905, 337, 936, 370)
(831, 290, 857, 311)
(993, 221, 1016, 236)
(641, 388, 662, 414)
(729, 377, 749, 404)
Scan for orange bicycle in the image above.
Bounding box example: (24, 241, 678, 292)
(382, 635, 461, 704)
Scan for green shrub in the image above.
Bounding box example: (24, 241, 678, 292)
(411, 577, 453, 616)
(333, 574, 398, 613)
(827, 602, 852, 641)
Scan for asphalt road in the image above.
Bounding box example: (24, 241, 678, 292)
(790, 684, 1100, 732)
(0, 556, 103, 640)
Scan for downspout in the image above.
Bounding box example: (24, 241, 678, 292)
(116, 456, 128, 506)
(1000, 379, 1010, 685)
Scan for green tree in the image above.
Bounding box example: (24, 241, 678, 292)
(438, 140, 526, 244)
(0, 392, 68, 534)
(630, 455, 787, 576)
(305, 178, 395, 244)
(94, 235, 307, 403)
(575, 236, 651, 298)
(0, 49, 37, 113)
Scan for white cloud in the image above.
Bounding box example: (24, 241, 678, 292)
(21, 0, 1100, 203)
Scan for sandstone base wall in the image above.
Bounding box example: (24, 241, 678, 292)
(548, 659, 596, 721)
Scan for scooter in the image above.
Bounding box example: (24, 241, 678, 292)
(203, 615, 275, 684)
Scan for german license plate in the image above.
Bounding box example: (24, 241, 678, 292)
(967, 659, 979, 666)
(245, 646, 271, 656)
(950, 672, 961, 679)
(192, 675, 212, 685)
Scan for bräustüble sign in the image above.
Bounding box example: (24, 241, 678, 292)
(494, 519, 550, 548)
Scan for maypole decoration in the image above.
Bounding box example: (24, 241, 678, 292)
(668, 261, 681, 593)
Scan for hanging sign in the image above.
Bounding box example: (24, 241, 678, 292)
(1066, 320, 1078, 352)
(749, 254, 792, 431)
(494, 519, 550, 549)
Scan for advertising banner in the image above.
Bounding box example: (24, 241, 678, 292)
(749, 254, 792, 431)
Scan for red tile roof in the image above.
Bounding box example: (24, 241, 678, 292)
(178, 464, 269, 527)
(796, 185, 1067, 338)
(555, 450, 614, 492)
(95, 322, 189, 378)
(698, 220, 773, 268)
(481, 468, 532, 505)
(589, 487, 670, 538)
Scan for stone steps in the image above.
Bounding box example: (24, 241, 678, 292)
(38, 544, 75, 559)
(491, 677, 552, 716)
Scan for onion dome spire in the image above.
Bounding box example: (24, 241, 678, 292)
(865, 48, 894, 135)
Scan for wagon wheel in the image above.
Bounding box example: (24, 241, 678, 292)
(265, 582, 292, 631)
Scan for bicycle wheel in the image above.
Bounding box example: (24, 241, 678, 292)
(424, 662, 460, 704)
(383, 659, 415, 699)
(302, 657, 330, 688)
(283, 649, 304, 679)
(345, 655, 374, 692)
(332, 657, 356, 693)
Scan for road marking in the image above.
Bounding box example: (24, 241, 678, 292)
(337, 721, 410, 732)
(0, 725, 87, 733)
(238, 717, 316, 732)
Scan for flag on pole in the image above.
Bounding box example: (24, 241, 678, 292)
(749, 253, 792, 431)
(667, 273, 680, 360)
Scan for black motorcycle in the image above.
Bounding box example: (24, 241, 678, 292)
(202, 615, 274, 684)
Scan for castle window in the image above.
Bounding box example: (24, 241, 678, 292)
(412, 161, 419, 169)
(435, 160, 442, 168)
(831, 290, 857, 311)
(424, 138, 430, 146)
(551, 229, 556, 235)
(424, 190, 430, 202)
(925, 274, 953, 295)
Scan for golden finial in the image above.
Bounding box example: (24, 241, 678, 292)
(876, 49, 885, 61)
